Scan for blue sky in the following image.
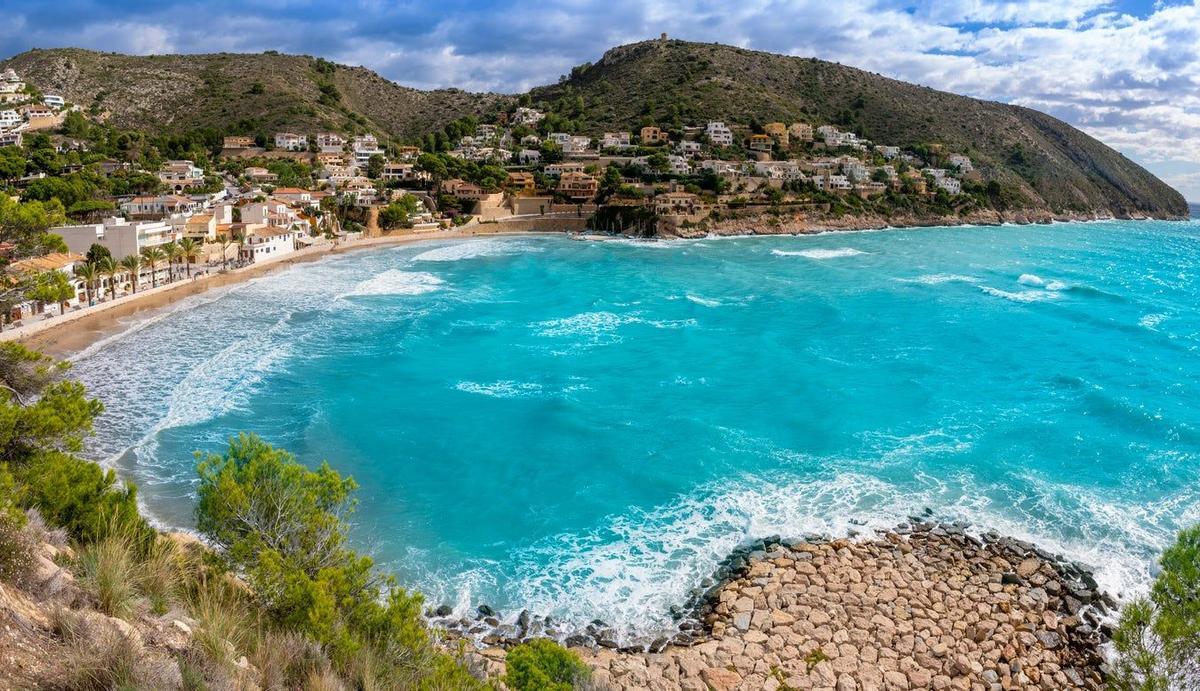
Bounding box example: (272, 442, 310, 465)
(2, 0, 1197, 199)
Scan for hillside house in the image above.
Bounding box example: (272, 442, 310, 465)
(317, 132, 346, 153)
(788, 123, 814, 142)
(159, 160, 205, 192)
(764, 123, 789, 148)
(513, 107, 545, 126)
(274, 132, 307, 151)
(506, 171, 536, 194)
(748, 134, 773, 153)
(654, 191, 701, 216)
(558, 172, 599, 200)
(705, 122, 734, 146)
(223, 136, 254, 149)
(602, 132, 633, 150)
(640, 126, 669, 145)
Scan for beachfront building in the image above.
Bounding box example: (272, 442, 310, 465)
(50, 217, 179, 258)
(6, 253, 86, 320)
(557, 172, 599, 200)
(239, 228, 300, 264)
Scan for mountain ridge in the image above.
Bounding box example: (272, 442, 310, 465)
(1, 41, 1187, 219)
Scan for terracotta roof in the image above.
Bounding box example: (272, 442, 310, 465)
(9, 252, 84, 274)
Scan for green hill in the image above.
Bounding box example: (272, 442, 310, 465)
(2, 41, 1186, 218)
(528, 40, 1186, 218)
(1, 48, 509, 142)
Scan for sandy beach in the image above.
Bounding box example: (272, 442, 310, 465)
(4, 227, 562, 359)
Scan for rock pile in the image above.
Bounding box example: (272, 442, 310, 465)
(458, 524, 1112, 690)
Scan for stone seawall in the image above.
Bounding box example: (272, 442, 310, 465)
(453, 524, 1112, 690)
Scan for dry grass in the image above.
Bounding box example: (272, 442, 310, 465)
(140, 537, 189, 615)
(75, 526, 142, 618)
(253, 629, 330, 691)
(187, 578, 257, 672)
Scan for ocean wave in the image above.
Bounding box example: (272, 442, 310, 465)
(895, 273, 980, 286)
(772, 247, 865, 259)
(455, 380, 544, 398)
(1019, 273, 1068, 291)
(342, 270, 444, 297)
(412, 239, 539, 262)
(685, 294, 722, 308)
(486, 469, 1180, 642)
(533, 311, 695, 345)
(980, 286, 1061, 303)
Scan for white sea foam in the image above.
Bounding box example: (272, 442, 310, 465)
(1139, 313, 1169, 330)
(492, 468, 1180, 642)
(412, 239, 537, 262)
(685, 294, 722, 307)
(980, 286, 1061, 303)
(534, 311, 695, 345)
(896, 274, 979, 286)
(772, 247, 866, 259)
(343, 270, 444, 297)
(455, 380, 544, 398)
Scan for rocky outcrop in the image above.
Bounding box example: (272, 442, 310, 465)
(673, 206, 1145, 239)
(457, 524, 1112, 690)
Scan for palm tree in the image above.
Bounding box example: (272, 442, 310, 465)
(140, 246, 166, 288)
(178, 237, 199, 277)
(74, 262, 99, 306)
(217, 232, 239, 271)
(97, 256, 119, 301)
(119, 255, 142, 294)
(163, 240, 182, 283)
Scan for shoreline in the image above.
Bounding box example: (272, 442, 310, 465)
(3, 227, 562, 359)
(453, 523, 1114, 689)
(13, 213, 1189, 360)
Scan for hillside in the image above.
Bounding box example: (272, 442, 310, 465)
(1, 48, 509, 142)
(1, 41, 1187, 219)
(530, 40, 1187, 218)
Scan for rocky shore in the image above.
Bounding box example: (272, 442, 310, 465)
(675, 206, 1165, 239)
(448, 523, 1114, 690)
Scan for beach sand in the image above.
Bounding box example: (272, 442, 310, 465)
(5, 227, 560, 359)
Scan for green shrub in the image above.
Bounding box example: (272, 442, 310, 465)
(195, 434, 486, 688)
(1112, 525, 1200, 689)
(504, 639, 590, 691)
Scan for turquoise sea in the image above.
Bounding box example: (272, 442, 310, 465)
(71, 220, 1200, 639)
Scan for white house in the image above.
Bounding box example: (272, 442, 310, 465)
(240, 229, 300, 263)
(935, 177, 962, 194)
(352, 134, 385, 165)
(42, 94, 65, 109)
(50, 217, 178, 258)
(876, 145, 900, 159)
(949, 154, 973, 173)
(0, 109, 19, 129)
(0, 132, 22, 148)
(601, 132, 632, 149)
(705, 122, 734, 147)
(547, 133, 572, 147)
(512, 107, 544, 126)
(274, 132, 307, 151)
(676, 140, 702, 157)
(120, 195, 201, 218)
(317, 132, 345, 153)
(564, 135, 591, 154)
(517, 149, 541, 165)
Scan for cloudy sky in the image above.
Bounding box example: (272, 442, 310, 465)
(2, 0, 1197, 200)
